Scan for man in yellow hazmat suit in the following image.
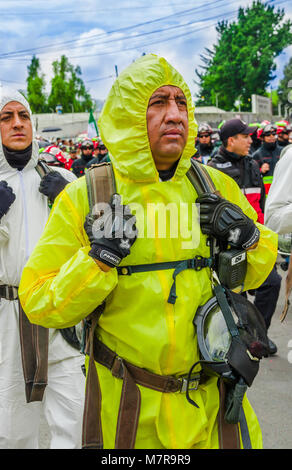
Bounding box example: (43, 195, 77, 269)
(19, 54, 277, 449)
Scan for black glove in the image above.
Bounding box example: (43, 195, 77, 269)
(196, 193, 260, 250)
(84, 193, 138, 267)
(0, 180, 16, 219)
(39, 171, 69, 202)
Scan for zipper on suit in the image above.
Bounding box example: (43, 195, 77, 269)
(18, 171, 30, 261)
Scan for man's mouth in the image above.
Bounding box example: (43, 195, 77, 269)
(163, 129, 183, 137)
(12, 133, 25, 137)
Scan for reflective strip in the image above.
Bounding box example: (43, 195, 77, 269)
(239, 406, 252, 449)
(242, 187, 261, 195)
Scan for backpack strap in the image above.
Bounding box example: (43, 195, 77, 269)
(187, 159, 221, 196)
(82, 163, 117, 449)
(35, 159, 53, 178)
(85, 162, 116, 212)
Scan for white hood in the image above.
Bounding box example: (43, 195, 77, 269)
(0, 87, 76, 286)
(0, 87, 39, 175)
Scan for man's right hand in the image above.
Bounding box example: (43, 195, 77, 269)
(84, 193, 138, 268)
(261, 162, 270, 174)
(0, 181, 16, 219)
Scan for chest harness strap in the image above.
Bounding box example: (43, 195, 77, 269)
(117, 256, 214, 304)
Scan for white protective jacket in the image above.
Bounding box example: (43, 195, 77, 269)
(0, 88, 85, 449)
(265, 145, 292, 234)
(0, 88, 78, 363)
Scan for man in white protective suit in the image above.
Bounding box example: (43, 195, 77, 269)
(0, 88, 85, 449)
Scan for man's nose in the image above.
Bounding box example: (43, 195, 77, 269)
(165, 100, 181, 122)
(12, 113, 23, 128)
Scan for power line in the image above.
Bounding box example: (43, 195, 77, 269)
(0, 77, 25, 85)
(1, 0, 289, 62)
(62, 0, 290, 61)
(0, 0, 227, 59)
(5, 8, 237, 62)
(85, 75, 114, 83)
(0, 2, 199, 16)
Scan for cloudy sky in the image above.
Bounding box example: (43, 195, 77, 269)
(1, 0, 291, 105)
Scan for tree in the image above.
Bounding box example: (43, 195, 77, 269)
(48, 55, 93, 113)
(26, 55, 47, 113)
(277, 57, 292, 111)
(195, 1, 292, 111)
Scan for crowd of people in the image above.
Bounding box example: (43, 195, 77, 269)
(0, 53, 290, 450)
(36, 136, 110, 177)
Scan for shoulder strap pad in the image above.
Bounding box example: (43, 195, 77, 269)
(85, 162, 116, 212)
(35, 159, 53, 178)
(187, 159, 221, 196)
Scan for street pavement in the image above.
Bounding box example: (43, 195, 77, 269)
(247, 260, 292, 449)
(39, 259, 292, 449)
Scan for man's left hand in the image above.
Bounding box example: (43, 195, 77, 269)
(196, 193, 260, 250)
(39, 171, 69, 203)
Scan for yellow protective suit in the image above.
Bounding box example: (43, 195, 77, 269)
(19, 54, 277, 449)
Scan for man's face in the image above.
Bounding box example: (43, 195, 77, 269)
(99, 146, 108, 155)
(0, 101, 32, 150)
(278, 131, 290, 142)
(198, 133, 211, 145)
(228, 133, 252, 156)
(263, 130, 276, 144)
(146, 85, 188, 170)
(82, 146, 93, 155)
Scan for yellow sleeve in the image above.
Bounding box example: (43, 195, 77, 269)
(204, 165, 278, 291)
(19, 178, 118, 329)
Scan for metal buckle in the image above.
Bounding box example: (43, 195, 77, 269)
(5, 286, 18, 300)
(194, 255, 204, 271)
(179, 375, 200, 393)
(5, 286, 10, 299)
(111, 356, 124, 379)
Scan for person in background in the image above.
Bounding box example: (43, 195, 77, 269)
(252, 123, 282, 196)
(193, 123, 214, 164)
(248, 123, 261, 155)
(276, 120, 292, 148)
(209, 118, 281, 355)
(71, 139, 94, 177)
(86, 140, 110, 168)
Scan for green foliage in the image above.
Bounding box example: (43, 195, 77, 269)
(266, 89, 279, 114)
(277, 57, 292, 109)
(48, 55, 93, 113)
(26, 55, 47, 113)
(26, 54, 93, 113)
(195, 1, 292, 111)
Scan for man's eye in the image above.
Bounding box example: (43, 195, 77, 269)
(177, 100, 187, 108)
(0, 116, 10, 121)
(151, 99, 164, 106)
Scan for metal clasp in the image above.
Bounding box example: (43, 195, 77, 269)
(180, 375, 200, 393)
(111, 356, 124, 379)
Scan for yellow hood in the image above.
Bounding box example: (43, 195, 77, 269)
(99, 54, 197, 183)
